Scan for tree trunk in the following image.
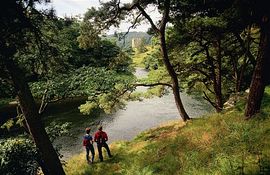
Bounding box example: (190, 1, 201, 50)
(204, 43, 222, 112)
(234, 27, 253, 92)
(159, 31, 190, 121)
(214, 38, 223, 112)
(237, 57, 248, 92)
(136, 0, 190, 121)
(5, 59, 66, 175)
(245, 16, 270, 119)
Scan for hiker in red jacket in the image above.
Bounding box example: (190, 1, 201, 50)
(83, 127, 95, 164)
(94, 126, 112, 162)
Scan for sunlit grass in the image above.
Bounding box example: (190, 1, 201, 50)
(65, 87, 270, 175)
(132, 46, 154, 68)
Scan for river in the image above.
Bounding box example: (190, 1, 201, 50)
(56, 68, 213, 160)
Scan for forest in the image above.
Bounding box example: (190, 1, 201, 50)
(0, 0, 270, 174)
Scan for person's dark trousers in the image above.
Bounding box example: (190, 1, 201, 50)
(86, 144, 95, 163)
(97, 143, 112, 161)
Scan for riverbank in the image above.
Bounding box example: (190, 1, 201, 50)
(65, 87, 270, 175)
(0, 68, 212, 160)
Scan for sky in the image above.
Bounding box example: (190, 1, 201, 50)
(39, 0, 161, 34)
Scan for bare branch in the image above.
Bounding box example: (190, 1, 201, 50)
(133, 82, 172, 88)
(203, 91, 216, 109)
(135, 4, 159, 33)
(38, 87, 48, 114)
(120, 12, 143, 45)
(233, 31, 256, 66)
(202, 81, 214, 94)
(16, 103, 30, 134)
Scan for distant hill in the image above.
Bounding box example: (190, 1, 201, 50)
(105, 32, 152, 48)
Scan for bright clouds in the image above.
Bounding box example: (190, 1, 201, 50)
(41, 0, 98, 17)
(39, 0, 161, 34)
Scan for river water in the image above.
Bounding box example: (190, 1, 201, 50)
(57, 68, 213, 160)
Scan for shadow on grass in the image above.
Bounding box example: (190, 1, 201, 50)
(249, 157, 270, 175)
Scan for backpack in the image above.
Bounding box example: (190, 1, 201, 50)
(83, 135, 92, 146)
(96, 131, 106, 144)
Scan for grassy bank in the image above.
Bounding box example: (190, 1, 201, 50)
(65, 88, 270, 175)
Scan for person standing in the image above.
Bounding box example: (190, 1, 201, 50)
(94, 126, 112, 162)
(83, 127, 95, 164)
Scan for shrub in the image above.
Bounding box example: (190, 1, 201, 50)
(0, 138, 38, 175)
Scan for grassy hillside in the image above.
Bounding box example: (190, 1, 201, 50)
(65, 87, 270, 175)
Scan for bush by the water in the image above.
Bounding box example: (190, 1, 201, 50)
(65, 87, 270, 175)
(0, 138, 38, 175)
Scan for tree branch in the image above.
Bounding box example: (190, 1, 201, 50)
(160, 0, 170, 32)
(202, 81, 215, 94)
(135, 4, 159, 33)
(203, 91, 216, 109)
(133, 82, 172, 88)
(109, 87, 130, 110)
(233, 31, 256, 66)
(120, 12, 143, 45)
(39, 87, 48, 114)
(191, 66, 211, 79)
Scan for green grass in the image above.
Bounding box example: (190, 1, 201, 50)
(65, 87, 270, 175)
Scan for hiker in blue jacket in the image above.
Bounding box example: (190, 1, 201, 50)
(83, 127, 95, 164)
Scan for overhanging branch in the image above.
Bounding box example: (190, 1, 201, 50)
(133, 82, 172, 88)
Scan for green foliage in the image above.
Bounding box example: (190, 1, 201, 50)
(1, 118, 15, 131)
(140, 67, 170, 97)
(0, 98, 12, 108)
(77, 20, 100, 49)
(0, 121, 70, 175)
(78, 4, 125, 49)
(78, 69, 135, 114)
(167, 13, 258, 110)
(0, 138, 38, 175)
(30, 65, 135, 115)
(23, 17, 134, 115)
(132, 46, 151, 68)
(142, 45, 162, 70)
(0, 79, 14, 100)
(137, 38, 147, 54)
(46, 121, 71, 143)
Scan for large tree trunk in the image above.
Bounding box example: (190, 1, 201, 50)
(214, 38, 223, 112)
(5, 59, 66, 175)
(245, 16, 270, 119)
(159, 32, 190, 121)
(136, 0, 190, 121)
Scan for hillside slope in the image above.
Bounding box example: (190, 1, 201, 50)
(65, 87, 270, 175)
